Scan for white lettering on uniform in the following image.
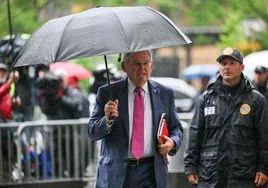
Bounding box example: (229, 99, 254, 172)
(204, 106, 215, 116)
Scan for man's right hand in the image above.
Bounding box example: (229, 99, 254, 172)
(187, 173, 199, 185)
(104, 99, 119, 122)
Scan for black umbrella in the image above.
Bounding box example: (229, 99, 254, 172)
(12, 6, 192, 97)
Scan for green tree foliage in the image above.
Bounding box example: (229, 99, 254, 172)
(178, 0, 226, 26)
(2, 0, 268, 81)
(218, 12, 244, 49)
(0, 0, 179, 36)
(0, 0, 41, 36)
(178, 0, 268, 53)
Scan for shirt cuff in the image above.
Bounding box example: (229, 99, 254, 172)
(106, 119, 114, 131)
(168, 140, 177, 156)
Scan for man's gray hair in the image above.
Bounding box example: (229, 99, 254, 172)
(122, 50, 153, 63)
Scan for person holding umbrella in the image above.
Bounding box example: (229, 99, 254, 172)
(184, 47, 268, 187)
(88, 50, 183, 188)
(0, 63, 20, 121)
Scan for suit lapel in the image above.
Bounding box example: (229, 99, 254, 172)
(148, 80, 161, 137)
(118, 79, 129, 138)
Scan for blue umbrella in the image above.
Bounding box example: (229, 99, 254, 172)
(183, 64, 219, 79)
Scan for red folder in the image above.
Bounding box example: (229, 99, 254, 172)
(157, 113, 169, 144)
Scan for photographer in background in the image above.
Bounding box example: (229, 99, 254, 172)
(0, 63, 20, 180)
(0, 63, 20, 122)
(35, 69, 84, 177)
(36, 69, 83, 120)
(68, 76, 90, 118)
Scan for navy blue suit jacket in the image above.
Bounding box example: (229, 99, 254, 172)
(88, 78, 183, 188)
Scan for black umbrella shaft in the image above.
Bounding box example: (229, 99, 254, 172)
(7, 0, 14, 63)
(7, 0, 17, 98)
(104, 55, 112, 98)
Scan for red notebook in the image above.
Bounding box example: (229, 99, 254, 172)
(157, 113, 169, 144)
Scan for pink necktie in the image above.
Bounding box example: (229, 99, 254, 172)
(131, 87, 144, 159)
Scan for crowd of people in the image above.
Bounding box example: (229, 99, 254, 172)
(1, 47, 268, 187)
(0, 63, 123, 123)
(0, 62, 123, 180)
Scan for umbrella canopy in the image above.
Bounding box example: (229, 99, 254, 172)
(183, 64, 219, 79)
(49, 62, 92, 80)
(12, 6, 192, 68)
(243, 50, 268, 80)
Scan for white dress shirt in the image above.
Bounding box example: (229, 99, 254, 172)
(127, 78, 154, 158)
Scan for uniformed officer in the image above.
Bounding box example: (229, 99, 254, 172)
(184, 47, 268, 188)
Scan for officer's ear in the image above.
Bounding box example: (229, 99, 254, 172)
(240, 63, 245, 71)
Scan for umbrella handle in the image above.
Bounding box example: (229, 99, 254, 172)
(104, 55, 112, 97)
(108, 112, 115, 121)
(107, 97, 116, 121)
(104, 55, 115, 120)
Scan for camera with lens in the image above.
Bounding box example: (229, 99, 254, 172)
(35, 71, 62, 100)
(35, 71, 61, 96)
(35, 72, 63, 116)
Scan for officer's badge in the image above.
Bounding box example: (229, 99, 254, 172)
(223, 47, 233, 55)
(240, 104, 251, 115)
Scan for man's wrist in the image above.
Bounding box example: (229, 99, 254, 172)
(106, 119, 114, 125)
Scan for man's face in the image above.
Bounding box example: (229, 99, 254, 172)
(219, 57, 244, 86)
(254, 72, 267, 86)
(121, 51, 154, 87)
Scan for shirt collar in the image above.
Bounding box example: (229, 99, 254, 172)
(127, 78, 149, 94)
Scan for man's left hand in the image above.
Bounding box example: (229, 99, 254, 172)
(157, 136, 175, 155)
(255, 172, 267, 187)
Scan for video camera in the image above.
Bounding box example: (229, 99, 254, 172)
(35, 71, 62, 98)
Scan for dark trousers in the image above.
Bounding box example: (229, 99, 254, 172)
(123, 161, 156, 188)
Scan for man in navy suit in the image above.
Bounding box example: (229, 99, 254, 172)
(88, 50, 183, 188)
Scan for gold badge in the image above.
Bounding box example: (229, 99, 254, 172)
(240, 104, 251, 115)
(223, 47, 234, 55)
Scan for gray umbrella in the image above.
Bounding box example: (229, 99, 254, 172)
(12, 6, 192, 96)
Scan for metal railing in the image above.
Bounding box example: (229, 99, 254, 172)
(0, 118, 98, 186)
(0, 122, 19, 183)
(0, 113, 193, 186)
